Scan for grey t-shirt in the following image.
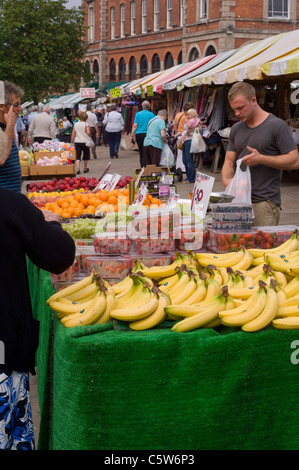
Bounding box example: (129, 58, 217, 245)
(227, 113, 297, 206)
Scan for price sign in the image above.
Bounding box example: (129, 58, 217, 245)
(139, 84, 145, 98)
(132, 183, 148, 206)
(191, 171, 215, 217)
(80, 88, 95, 99)
(166, 193, 179, 209)
(95, 173, 113, 190)
(110, 88, 122, 98)
(147, 85, 154, 96)
(105, 173, 121, 192)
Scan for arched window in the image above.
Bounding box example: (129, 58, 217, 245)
(164, 52, 174, 69)
(110, 59, 116, 81)
(189, 47, 199, 61)
(119, 58, 126, 81)
(152, 54, 160, 73)
(111, 7, 115, 39)
(129, 57, 137, 80)
(93, 59, 99, 83)
(140, 55, 148, 77)
(205, 45, 216, 56)
(177, 51, 182, 64)
(85, 61, 91, 74)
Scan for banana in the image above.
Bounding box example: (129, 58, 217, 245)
(196, 249, 245, 268)
(204, 277, 221, 299)
(167, 271, 190, 297)
(251, 256, 266, 267)
(248, 230, 298, 258)
(218, 291, 258, 317)
(243, 275, 255, 288)
(284, 275, 299, 298)
(141, 253, 185, 280)
(63, 291, 107, 328)
(204, 318, 222, 328)
(277, 305, 299, 317)
(279, 293, 299, 308)
(232, 271, 245, 289)
(272, 317, 299, 329)
(49, 298, 95, 316)
(93, 292, 115, 324)
(116, 284, 152, 310)
(171, 290, 228, 332)
(222, 268, 236, 288)
(110, 295, 159, 322)
(128, 292, 170, 330)
(272, 270, 288, 289)
(231, 250, 254, 271)
(165, 289, 225, 318)
(66, 281, 100, 302)
(112, 276, 133, 295)
(242, 285, 279, 332)
(169, 276, 197, 305)
(47, 273, 94, 304)
(221, 283, 267, 327)
(179, 280, 207, 306)
(239, 264, 264, 280)
(265, 253, 299, 274)
(227, 285, 259, 299)
(203, 265, 223, 286)
(158, 273, 180, 291)
(218, 267, 229, 285)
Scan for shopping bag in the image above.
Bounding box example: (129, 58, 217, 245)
(190, 129, 206, 153)
(160, 143, 174, 167)
(177, 138, 183, 150)
(120, 136, 127, 150)
(224, 158, 252, 204)
(85, 135, 95, 148)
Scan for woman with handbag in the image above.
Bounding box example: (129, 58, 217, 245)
(181, 109, 202, 183)
(71, 111, 91, 174)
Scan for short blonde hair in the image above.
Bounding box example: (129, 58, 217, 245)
(187, 108, 198, 118)
(228, 82, 256, 102)
(78, 111, 88, 121)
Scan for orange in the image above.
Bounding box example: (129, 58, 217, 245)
(108, 195, 118, 206)
(98, 190, 109, 202)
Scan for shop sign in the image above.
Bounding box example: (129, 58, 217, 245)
(80, 88, 96, 99)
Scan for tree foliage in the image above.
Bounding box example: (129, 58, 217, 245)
(0, 0, 93, 103)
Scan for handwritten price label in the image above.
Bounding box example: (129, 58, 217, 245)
(132, 183, 148, 206)
(191, 171, 215, 217)
(95, 174, 113, 190)
(105, 174, 121, 192)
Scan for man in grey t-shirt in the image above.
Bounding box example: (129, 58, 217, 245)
(222, 82, 299, 226)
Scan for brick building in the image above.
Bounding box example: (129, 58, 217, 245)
(83, 0, 299, 87)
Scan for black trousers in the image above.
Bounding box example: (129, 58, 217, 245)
(136, 133, 147, 168)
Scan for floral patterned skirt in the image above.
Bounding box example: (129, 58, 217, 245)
(0, 371, 35, 450)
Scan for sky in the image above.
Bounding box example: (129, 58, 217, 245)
(66, 0, 82, 8)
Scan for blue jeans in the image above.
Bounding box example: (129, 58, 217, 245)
(182, 139, 195, 183)
(107, 131, 122, 157)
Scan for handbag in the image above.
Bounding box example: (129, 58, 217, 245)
(177, 138, 183, 150)
(85, 124, 94, 148)
(224, 158, 252, 204)
(190, 128, 206, 154)
(160, 143, 174, 167)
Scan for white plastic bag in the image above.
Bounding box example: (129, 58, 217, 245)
(190, 129, 206, 154)
(120, 136, 127, 150)
(224, 158, 252, 204)
(85, 135, 95, 148)
(160, 143, 174, 167)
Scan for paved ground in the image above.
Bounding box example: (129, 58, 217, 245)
(27, 143, 299, 447)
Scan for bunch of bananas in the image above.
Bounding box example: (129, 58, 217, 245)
(47, 273, 116, 328)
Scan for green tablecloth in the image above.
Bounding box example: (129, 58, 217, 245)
(28, 262, 299, 451)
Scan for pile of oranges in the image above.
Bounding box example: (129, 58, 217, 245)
(40, 188, 163, 219)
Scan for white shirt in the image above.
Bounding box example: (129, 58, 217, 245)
(74, 121, 89, 143)
(86, 111, 98, 129)
(103, 110, 124, 133)
(28, 112, 56, 139)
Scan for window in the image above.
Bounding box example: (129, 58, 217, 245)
(189, 47, 199, 61)
(142, 0, 147, 33)
(140, 55, 148, 77)
(93, 60, 99, 83)
(154, 0, 159, 31)
(88, 7, 94, 41)
(120, 4, 125, 37)
(111, 7, 115, 39)
(200, 0, 207, 19)
(268, 0, 289, 18)
(119, 58, 126, 81)
(110, 59, 116, 81)
(129, 57, 137, 80)
(165, 52, 174, 69)
(152, 53, 160, 73)
(167, 0, 172, 28)
(180, 0, 184, 26)
(131, 1, 136, 35)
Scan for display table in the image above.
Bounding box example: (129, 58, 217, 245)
(28, 261, 299, 451)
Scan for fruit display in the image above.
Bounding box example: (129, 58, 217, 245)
(131, 208, 181, 237)
(255, 225, 297, 249)
(47, 231, 299, 332)
(27, 176, 99, 193)
(84, 256, 132, 280)
(115, 176, 134, 188)
(133, 231, 177, 254)
(210, 229, 256, 252)
(131, 254, 173, 269)
(176, 224, 204, 251)
(92, 232, 131, 254)
(62, 218, 99, 239)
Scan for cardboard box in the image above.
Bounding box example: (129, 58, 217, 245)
(135, 165, 171, 177)
(21, 166, 30, 177)
(30, 164, 75, 177)
(34, 150, 76, 162)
